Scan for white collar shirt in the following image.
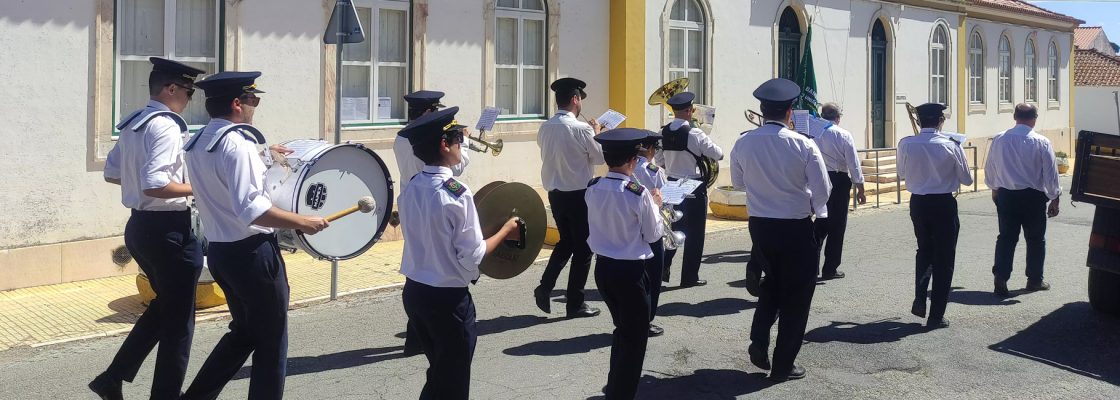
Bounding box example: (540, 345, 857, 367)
(812, 124, 866, 184)
(104, 100, 190, 211)
(399, 165, 487, 288)
(730, 121, 832, 219)
(633, 156, 667, 190)
(584, 172, 664, 260)
(185, 118, 274, 242)
(984, 124, 1062, 200)
(655, 119, 725, 179)
(897, 128, 974, 195)
(537, 111, 604, 192)
(393, 134, 471, 194)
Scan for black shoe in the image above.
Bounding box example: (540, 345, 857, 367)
(533, 285, 551, 314)
(567, 305, 600, 319)
(88, 374, 124, 400)
(819, 271, 845, 280)
(927, 318, 950, 329)
(1026, 280, 1051, 291)
(911, 300, 926, 318)
(748, 343, 771, 370)
(994, 279, 1010, 297)
(768, 365, 806, 382)
(648, 324, 664, 337)
(745, 270, 761, 297)
(680, 280, 707, 288)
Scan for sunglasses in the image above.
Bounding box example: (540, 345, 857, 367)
(169, 82, 195, 98)
(239, 95, 261, 107)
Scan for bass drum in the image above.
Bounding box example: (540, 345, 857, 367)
(264, 139, 394, 260)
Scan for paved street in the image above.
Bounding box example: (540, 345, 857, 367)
(2, 179, 1119, 399)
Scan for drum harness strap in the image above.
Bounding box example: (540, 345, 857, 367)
(183, 123, 266, 152)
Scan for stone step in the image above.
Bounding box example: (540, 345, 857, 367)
(865, 172, 900, 183)
(862, 163, 897, 174)
(864, 180, 907, 195)
(861, 155, 896, 167)
(861, 149, 896, 158)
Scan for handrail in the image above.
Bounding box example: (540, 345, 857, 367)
(853, 145, 980, 210)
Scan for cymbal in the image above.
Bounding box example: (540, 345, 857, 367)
(474, 180, 506, 201)
(474, 182, 546, 279)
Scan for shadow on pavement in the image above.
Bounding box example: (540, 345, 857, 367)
(588, 369, 772, 399)
(96, 296, 146, 324)
(657, 298, 755, 318)
(702, 250, 752, 265)
(989, 302, 1120, 386)
(804, 318, 927, 344)
(949, 290, 1022, 306)
(233, 345, 406, 379)
(503, 333, 611, 356)
(393, 314, 565, 339)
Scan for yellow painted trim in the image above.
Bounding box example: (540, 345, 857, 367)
(609, 0, 645, 128)
(1069, 42, 1075, 134)
(957, 16, 967, 133)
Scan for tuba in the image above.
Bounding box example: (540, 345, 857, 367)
(649, 78, 720, 189)
(904, 102, 921, 134)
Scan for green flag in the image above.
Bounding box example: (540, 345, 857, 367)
(795, 21, 818, 115)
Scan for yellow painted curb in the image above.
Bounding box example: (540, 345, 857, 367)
(136, 274, 227, 310)
(710, 203, 749, 221)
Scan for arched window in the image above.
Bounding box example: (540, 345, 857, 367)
(342, 0, 411, 123)
(930, 25, 950, 105)
(1025, 38, 1038, 102)
(998, 35, 1013, 104)
(668, 0, 706, 102)
(1048, 41, 1060, 102)
(968, 31, 984, 104)
(777, 7, 801, 82)
(495, 0, 547, 116)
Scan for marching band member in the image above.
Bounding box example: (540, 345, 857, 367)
(657, 91, 723, 288)
(181, 71, 329, 400)
(392, 89, 472, 357)
(534, 77, 603, 318)
(633, 132, 668, 337)
(896, 103, 973, 329)
(396, 106, 520, 400)
(812, 103, 867, 280)
(731, 78, 830, 382)
(986, 103, 1061, 296)
(92, 57, 205, 400)
(586, 128, 664, 399)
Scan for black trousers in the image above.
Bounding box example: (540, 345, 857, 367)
(910, 194, 959, 322)
(813, 172, 852, 275)
(105, 210, 202, 399)
(665, 181, 708, 284)
(595, 256, 650, 400)
(992, 188, 1048, 283)
(402, 279, 477, 400)
(540, 189, 593, 311)
(748, 217, 818, 376)
(183, 234, 289, 400)
(646, 241, 665, 322)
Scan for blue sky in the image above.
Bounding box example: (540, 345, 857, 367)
(1030, 1, 1120, 44)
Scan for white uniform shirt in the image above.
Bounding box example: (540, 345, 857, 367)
(584, 172, 663, 260)
(104, 100, 190, 211)
(633, 156, 667, 190)
(812, 124, 866, 184)
(392, 134, 470, 193)
(655, 119, 724, 179)
(984, 124, 1062, 200)
(897, 128, 974, 195)
(730, 122, 831, 219)
(537, 111, 605, 192)
(185, 119, 274, 242)
(399, 166, 486, 288)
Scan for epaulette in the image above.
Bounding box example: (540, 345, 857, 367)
(646, 163, 660, 173)
(131, 110, 188, 133)
(587, 177, 601, 187)
(115, 110, 144, 131)
(442, 178, 466, 198)
(625, 181, 645, 195)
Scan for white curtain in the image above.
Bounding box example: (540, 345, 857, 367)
(120, 0, 164, 56)
(176, 0, 215, 57)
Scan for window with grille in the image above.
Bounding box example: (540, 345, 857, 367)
(930, 25, 950, 106)
(1025, 39, 1038, 102)
(495, 0, 546, 117)
(669, 0, 707, 102)
(968, 32, 984, 104)
(998, 36, 1012, 104)
(1047, 42, 1060, 102)
(341, 0, 410, 124)
(776, 7, 801, 84)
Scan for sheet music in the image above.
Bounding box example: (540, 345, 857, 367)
(942, 132, 967, 146)
(476, 107, 501, 131)
(660, 178, 703, 205)
(597, 109, 627, 130)
(792, 110, 811, 136)
(807, 116, 832, 138)
(281, 139, 328, 161)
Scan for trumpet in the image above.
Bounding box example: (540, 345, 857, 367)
(466, 131, 504, 156)
(660, 204, 686, 251)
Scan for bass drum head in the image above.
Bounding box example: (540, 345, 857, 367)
(294, 144, 393, 259)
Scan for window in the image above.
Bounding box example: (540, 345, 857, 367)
(1048, 41, 1060, 102)
(968, 32, 984, 104)
(495, 0, 546, 117)
(1025, 39, 1037, 102)
(668, 0, 706, 102)
(930, 25, 950, 105)
(998, 36, 1012, 104)
(116, 0, 220, 130)
(342, 0, 410, 124)
(777, 7, 801, 82)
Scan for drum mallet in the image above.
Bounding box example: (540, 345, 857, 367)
(325, 196, 376, 222)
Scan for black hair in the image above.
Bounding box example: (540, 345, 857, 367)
(205, 95, 237, 118)
(408, 105, 437, 122)
(760, 101, 792, 121)
(1013, 104, 1039, 121)
(603, 145, 640, 168)
(148, 70, 189, 97)
(555, 90, 579, 108)
(918, 115, 943, 129)
(413, 128, 464, 165)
